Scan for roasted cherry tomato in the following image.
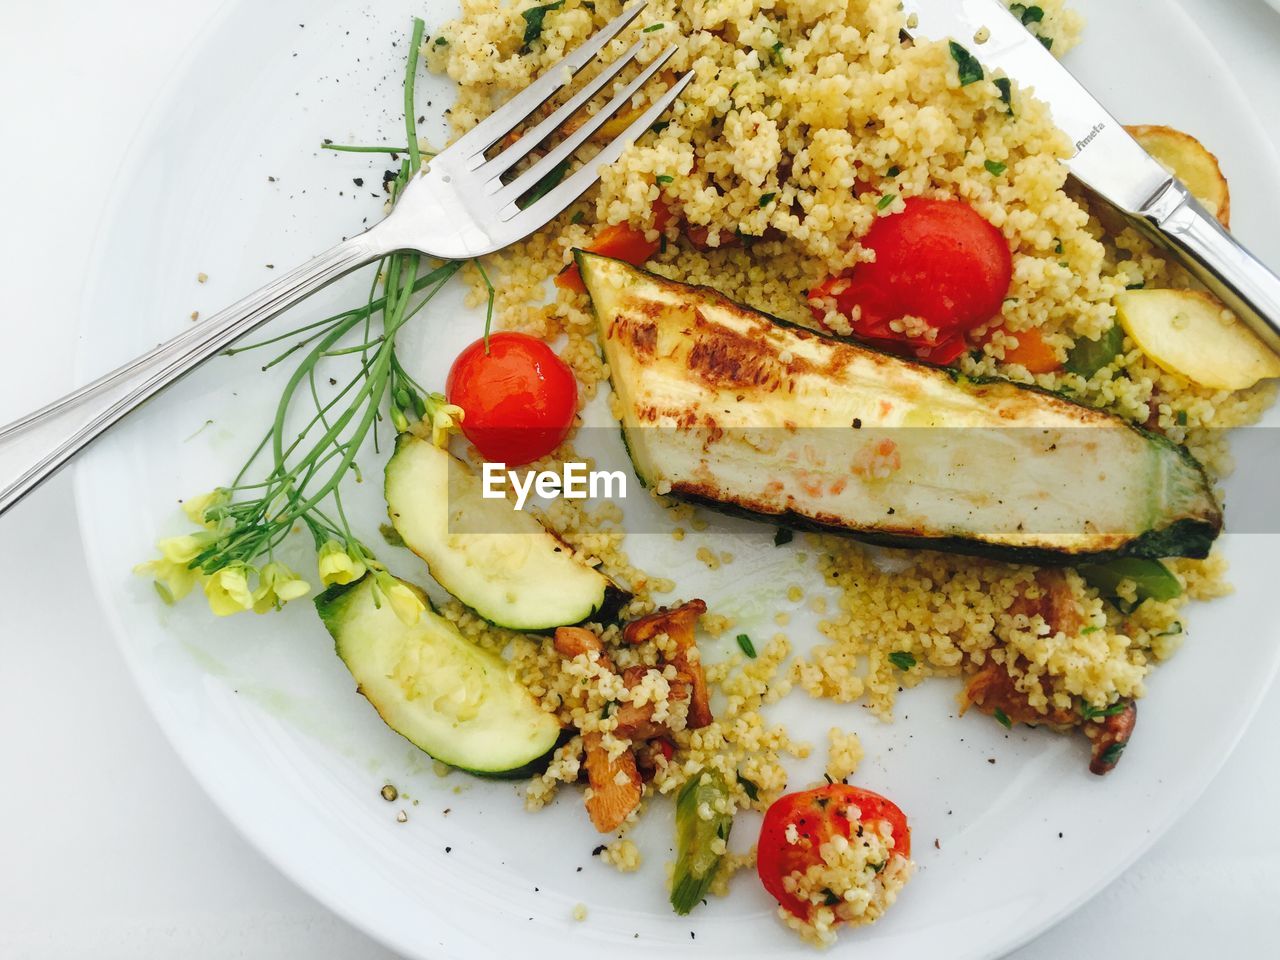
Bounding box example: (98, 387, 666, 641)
(757, 784, 911, 919)
(808, 197, 1012, 364)
(996, 325, 1061, 373)
(556, 199, 672, 293)
(445, 332, 577, 466)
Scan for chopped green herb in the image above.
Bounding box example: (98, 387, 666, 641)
(1009, 4, 1045, 25)
(1080, 625, 1101, 635)
(656, 174, 675, 185)
(770, 39, 785, 64)
(1155, 621, 1184, 638)
(984, 159, 1007, 175)
(1175, 410, 1188, 426)
(1079, 700, 1130, 722)
(520, 0, 565, 52)
(870, 860, 886, 874)
(759, 192, 777, 207)
(822, 888, 841, 906)
(518, 158, 569, 208)
(736, 633, 758, 658)
(877, 193, 897, 210)
(601, 699, 616, 719)
(774, 527, 794, 546)
(650, 119, 671, 135)
(993, 708, 1012, 729)
(582, 0, 595, 10)
(994, 77, 1013, 113)
(886, 165, 901, 177)
(736, 774, 760, 802)
(1126, 281, 1146, 290)
(1053, 238, 1064, 255)
(888, 651, 916, 671)
(570, 209, 585, 224)
(1064, 323, 1124, 378)
(433, 36, 449, 47)
(1038, 35, 1053, 51)
(949, 41, 984, 86)
(1099, 742, 1126, 766)
(642, 22, 665, 32)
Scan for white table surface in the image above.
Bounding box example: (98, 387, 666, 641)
(3, 1, 1279, 957)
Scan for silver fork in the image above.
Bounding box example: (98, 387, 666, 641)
(0, 0, 692, 517)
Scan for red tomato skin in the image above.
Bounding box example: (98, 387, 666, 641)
(757, 785, 911, 919)
(445, 332, 578, 466)
(556, 199, 671, 292)
(808, 198, 1012, 362)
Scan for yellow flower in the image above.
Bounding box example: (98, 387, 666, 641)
(318, 540, 366, 587)
(374, 570, 425, 626)
(252, 562, 311, 613)
(416, 392, 465, 449)
(386, 581, 426, 625)
(430, 402, 464, 448)
(157, 533, 210, 564)
(202, 564, 254, 616)
(181, 489, 228, 528)
(134, 531, 217, 603)
(133, 556, 200, 604)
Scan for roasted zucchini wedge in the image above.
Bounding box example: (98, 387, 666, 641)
(385, 433, 627, 631)
(578, 251, 1221, 564)
(316, 572, 561, 777)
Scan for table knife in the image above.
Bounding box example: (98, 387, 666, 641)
(903, 0, 1280, 357)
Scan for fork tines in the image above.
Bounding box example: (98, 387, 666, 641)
(438, 1, 693, 234)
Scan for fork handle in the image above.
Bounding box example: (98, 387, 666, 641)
(0, 233, 382, 517)
(1138, 180, 1280, 356)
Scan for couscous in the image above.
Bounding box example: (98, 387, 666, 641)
(414, 0, 1276, 942)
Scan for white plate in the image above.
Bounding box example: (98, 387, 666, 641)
(74, 1, 1280, 957)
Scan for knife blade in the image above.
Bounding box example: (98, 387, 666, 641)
(902, 0, 1170, 212)
(901, 0, 1280, 356)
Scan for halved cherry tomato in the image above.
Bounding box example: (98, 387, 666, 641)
(445, 332, 577, 466)
(998, 325, 1061, 373)
(556, 198, 673, 293)
(808, 197, 1012, 364)
(757, 784, 911, 920)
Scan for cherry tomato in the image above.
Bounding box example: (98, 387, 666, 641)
(445, 332, 577, 466)
(757, 784, 911, 920)
(808, 197, 1012, 363)
(556, 199, 672, 293)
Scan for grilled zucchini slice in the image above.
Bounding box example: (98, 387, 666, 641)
(316, 573, 561, 777)
(385, 433, 627, 631)
(578, 251, 1221, 564)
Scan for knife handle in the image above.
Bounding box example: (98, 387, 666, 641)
(1138, 180, 1280, 357)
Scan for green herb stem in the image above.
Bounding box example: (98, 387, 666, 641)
(322, 143, 412, 154)
(404, 18, 426, 174)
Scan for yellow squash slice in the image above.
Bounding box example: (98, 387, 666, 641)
(1115, 288, 1280, 390)
(1126, 124, 1231, 228)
